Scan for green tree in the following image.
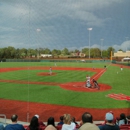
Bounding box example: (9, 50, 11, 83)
(61, 48, 70, 55)
(107, 47, 115, 58)
(74, 49, 80, 53)
(91, 48, 101, 58)
(102, 50, 108, 58)
(19, 48, 27, 58)
(118, 49, 123, 51)
(82, 48, 89, 57)
(0, 48, 5, 59)
(39, 48, 51, 54)
(7, 46, 16, 58)
(16, 48, 20, 59)
(27, 48, 36, 57)
(52, 49, 61, 56)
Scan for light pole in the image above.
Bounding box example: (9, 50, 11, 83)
(100, 39, 104, 57)
(88, 28, 92, 59)
(36, 28, 41, 59)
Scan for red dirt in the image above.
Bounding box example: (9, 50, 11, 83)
(0, 65, 130, 122)
(38, 72, 56, 76)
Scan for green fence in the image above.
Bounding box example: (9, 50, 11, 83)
(4, 59, 111, 63)
(6, 59, 40, 62)
(112, 60, 130, 66)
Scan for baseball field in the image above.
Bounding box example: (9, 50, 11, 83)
(0, 61, 130, 122)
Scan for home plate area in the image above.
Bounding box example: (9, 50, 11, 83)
(60, 82, 111, 92)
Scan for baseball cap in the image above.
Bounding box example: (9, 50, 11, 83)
(105, 112, 113, 121)
(35, 114, 39, 119)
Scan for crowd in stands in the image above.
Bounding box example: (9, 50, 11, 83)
(0, 111, 130, 130)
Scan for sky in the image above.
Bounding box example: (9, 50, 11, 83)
(0, 0, 130, 51)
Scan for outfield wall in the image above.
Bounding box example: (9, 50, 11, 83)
(4, 59, 111, 63)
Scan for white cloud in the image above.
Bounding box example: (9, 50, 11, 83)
(68, 41, 130, 52)
(113, 41, 130, 51)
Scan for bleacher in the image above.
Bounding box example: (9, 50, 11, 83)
(120, 124, 130, 130)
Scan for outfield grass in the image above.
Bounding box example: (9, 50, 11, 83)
(0, 62, 130, 109)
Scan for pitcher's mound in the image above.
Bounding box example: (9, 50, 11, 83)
(37, 72, 56, 76)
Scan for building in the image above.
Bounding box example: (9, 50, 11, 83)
(40, 54, 52, 58)
(113, 51, 130, 61)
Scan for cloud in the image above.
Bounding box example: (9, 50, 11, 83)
(0, 0, 129, 51)
(113, 41, 130, 51)
(68, 41, 130, 52)
(1, 0, 121, 26)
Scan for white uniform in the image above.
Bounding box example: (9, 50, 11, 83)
(86, 76, 90, 82)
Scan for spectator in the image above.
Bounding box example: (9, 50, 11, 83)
(116, 113, 127, 126)
(47, 117, 55, 127)
(34, 114, 45, 127)
(5, 114, 25, 130)
(79, 112, 99, 130)
(0, 123, 4, 130)
(61, 114, 75, 130)
(126, 115, 130, 124)
(102, 111, 116, 125)
(45, 125, 56, 130)
(71, 117, 78, 125)
(27, 116, 41, 130)
(57, 116, 64, 125)
(72, 117, 79, 129)
(45, 117, 57, 130)
(109, 111, 116, 124)
(99, 112, 119, 130)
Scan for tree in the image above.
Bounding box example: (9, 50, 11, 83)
(27, 48, 36, 57)
(107, 47, 115, 58)
(74, 49, 80, 53)
(102, 50, 108, 58)
(7, 46, 16, 58)
(118, 49, 123, 51)
(0, 48, 5, 59)
(19, 48, 27, 58)
(82, 48, 89, 57)
(61, 48, 70, 55)
(52, 49, 61, 56)
(16, 48, 20, 59)
(91, 48, 100, 58)
(38, 48, 51, 54)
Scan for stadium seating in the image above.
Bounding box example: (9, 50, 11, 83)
(119, 124, 130, 130)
